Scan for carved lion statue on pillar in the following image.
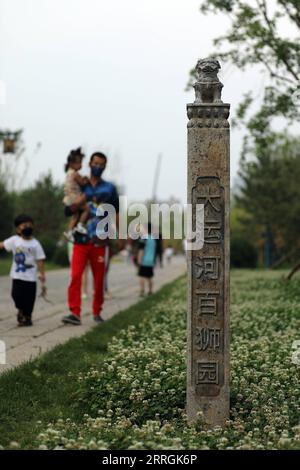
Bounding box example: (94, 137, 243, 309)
(194, 58, 223, 104)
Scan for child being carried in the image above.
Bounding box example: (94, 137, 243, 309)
(63, 147, 90, 241)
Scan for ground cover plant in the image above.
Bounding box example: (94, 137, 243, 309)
(30, 270, 300, 450)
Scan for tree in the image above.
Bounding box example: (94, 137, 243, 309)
(0, 179, 15, 243)
(230, 205, 259, 267)
(189, 0, 300, 131)
(15, 173, 65, 256)
(190, 1, 300, 269)
(236, 133, 300, 264)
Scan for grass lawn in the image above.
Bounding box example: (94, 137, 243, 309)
(0, 278, 180, 449)
(1, 269, 300, 449)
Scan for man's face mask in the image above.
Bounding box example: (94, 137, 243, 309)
(91, 165, 104, 178)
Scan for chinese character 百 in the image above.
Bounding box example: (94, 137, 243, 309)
(196, 290, 220, 316)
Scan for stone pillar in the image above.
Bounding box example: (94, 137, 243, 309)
(186, 58, 230, 427)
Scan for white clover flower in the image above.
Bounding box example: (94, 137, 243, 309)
(9, 441, 20, 449)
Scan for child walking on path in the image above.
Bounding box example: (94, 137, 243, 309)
(137, 223, 157, 297)
(0, 214, 46, 326)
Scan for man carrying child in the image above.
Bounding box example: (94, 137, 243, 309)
(62, 151, 119, 325)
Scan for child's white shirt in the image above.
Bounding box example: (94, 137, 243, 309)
(3, 235, 46, 282)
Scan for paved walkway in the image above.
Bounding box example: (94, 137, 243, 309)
(0, 256, 186, 374)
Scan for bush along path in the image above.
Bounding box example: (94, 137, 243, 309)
(2, 269, 300, 449)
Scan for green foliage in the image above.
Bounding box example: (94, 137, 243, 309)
(230, 205, 255, 241)
(236, 134, 300, 257)
(15, 172, 65, 248)
(231, 237, 257, 268)
(230, 206, 259, 267)
(38, 236, 57, 260)
(190, 1, 300, 264)
(29, 271, 300, 450)
(52, 244, 69, 266)
(188, 1, 300, 168)
(0, 180, 15, 242)
(0, 171, 66, 260)
(201, 0, 300, 111)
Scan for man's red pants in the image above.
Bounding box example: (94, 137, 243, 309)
(68, 243, 106, 317)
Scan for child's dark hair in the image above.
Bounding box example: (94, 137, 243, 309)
(65, 147, 85, 172)
(14, 214, 33, 227)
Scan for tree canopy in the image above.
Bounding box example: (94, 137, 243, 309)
(189, 0, 300, 136)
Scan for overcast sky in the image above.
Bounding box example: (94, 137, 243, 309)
(0, 0, 266, 202)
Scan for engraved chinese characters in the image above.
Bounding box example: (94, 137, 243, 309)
(187, 58, 230, 427)
(192, 177, 224, 395)
(195, 327, 221, 352)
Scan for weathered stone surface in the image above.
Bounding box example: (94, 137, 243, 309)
(187, 58, 230, 427)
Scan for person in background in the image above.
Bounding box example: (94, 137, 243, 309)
(137, 222, 157, 297)
(125, 239, 133, 265)
(0, 214, 46, 326)
(155, 231, 164, 268)
(165, 244, 174, 264)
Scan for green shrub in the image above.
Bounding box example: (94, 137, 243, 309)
(52, 244, 69, 266)
(39, 236, 57, 260)
(231, 237, 258, 268)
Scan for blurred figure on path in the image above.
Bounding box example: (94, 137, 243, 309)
(155, 231, 164, 268)
(137, 223, 156, 297)
(0, 214, 46, 326)
(165, 245, 174, 264)
(125, 239, 133, 265)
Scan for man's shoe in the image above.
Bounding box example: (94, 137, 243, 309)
(62, 313, 81, 325)
(94, 315, 104, 324)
